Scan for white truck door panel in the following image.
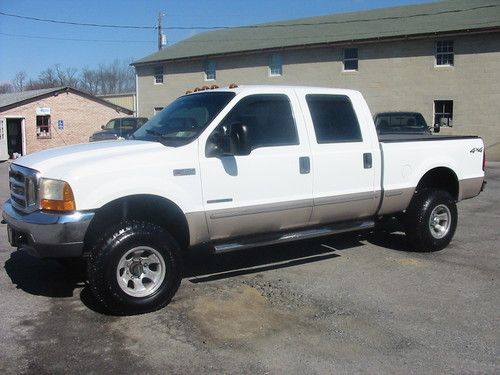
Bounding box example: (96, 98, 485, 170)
(199, 93, 313, 240)
(298, 92, 379, 224)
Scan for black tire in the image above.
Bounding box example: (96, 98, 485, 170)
(404, 189, 457, 252)
(87, 220, 182, 315)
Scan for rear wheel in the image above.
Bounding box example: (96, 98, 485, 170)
(404, 189, 457, 252)
(87, 221, 182, 315)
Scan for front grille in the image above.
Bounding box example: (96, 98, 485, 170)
(9, 164, 39, 212)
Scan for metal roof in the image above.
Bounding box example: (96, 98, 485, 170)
(0, 87, 133, 114)
(133, 0, 500, 65)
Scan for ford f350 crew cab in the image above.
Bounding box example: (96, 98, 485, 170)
(2, 86, 486, 314)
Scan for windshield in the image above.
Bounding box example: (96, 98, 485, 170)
(375, 113, 428, 134)
(133, 92, 235, 146)
(103, 119, 118, 130)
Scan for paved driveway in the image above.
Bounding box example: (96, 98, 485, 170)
(0, 160, 498, 374)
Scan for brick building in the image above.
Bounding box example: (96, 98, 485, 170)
(0, 86, 132, 160)
(132, 0, 500, 160)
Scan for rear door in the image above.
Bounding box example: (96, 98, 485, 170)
(298, 91, 379, 224)
(198, 92, 313, 240)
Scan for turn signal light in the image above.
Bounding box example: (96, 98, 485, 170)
(40, 178, 76, 211)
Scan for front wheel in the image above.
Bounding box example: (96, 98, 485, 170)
(404, 189, 458, 252)
(87, 221, 183, 315)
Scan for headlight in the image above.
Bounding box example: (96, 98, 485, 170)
(40, 178, 76, 211)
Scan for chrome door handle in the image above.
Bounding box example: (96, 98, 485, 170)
(363, 153, 372, 169)
(299, 156, 310, 174)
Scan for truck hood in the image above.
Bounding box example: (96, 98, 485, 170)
(14, 140, 170, 179)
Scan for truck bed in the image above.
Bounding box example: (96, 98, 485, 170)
(378, 134, 480, 143)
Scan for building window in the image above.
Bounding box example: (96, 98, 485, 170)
(436, 40, 454, 66)
(269, 53, 283, 76)
(434, 100, 453, 127)
(154, 66, 164, 84)
(36, 115, 51, 138)
(343, 48, 358, 71)
(154, 107, 164, 115)
(205, 61, 216, 81)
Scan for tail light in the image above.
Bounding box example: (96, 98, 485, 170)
(483, 148, 486, 171)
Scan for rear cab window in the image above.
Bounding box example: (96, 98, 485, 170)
(306, 94, 362, 143)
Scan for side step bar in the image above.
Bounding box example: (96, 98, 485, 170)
(213, 219, 375, 254)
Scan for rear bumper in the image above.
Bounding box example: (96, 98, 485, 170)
(2, 199, 95, 258)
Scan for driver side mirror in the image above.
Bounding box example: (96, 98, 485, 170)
(228, 122, 251, 156)
(205, 122, 251, 157)
(101, 125, 106, 130)
(433, 123, 441, 133)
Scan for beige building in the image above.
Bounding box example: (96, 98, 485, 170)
(133, 0, 500, 160)
(98, 92, 136, 114)
(0, 87, 132, 159)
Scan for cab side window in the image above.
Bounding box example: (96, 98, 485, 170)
(218, 94, 299, 150)
(306, 94, 362, 143)
(121, 118, 136, 131)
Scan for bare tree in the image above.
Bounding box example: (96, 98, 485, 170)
(0, 83, 14, 94)
(12, 71, 27, 91)
(10, 60, 135, 94)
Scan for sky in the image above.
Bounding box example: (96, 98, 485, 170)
(0, 0, 431, 83)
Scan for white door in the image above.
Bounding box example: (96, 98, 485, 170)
(299, 93, 379, 224)
(0, 118, 9, 161)
(199, 93, 313, 241)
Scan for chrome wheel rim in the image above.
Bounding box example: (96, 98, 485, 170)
(116, 246, 166, 297)
(428, 204, 451, 239)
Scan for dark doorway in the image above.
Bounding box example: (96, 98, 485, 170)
(7, 118, 23, 158)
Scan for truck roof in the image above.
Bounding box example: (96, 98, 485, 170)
(185, 84, 361, 97)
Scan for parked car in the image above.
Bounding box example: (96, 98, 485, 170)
(3, 86, 485, 314)
(374, 111, 432, 135)
(89, 117, 148, 142)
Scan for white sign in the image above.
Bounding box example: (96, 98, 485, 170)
(36, 107, 50, 115)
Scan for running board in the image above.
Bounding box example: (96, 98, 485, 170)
(213, 219, 375, 254)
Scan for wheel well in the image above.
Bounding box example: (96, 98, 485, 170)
(416, 167, 459, 200)
(83, 195, 189, 255)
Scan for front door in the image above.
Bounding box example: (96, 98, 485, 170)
(0, 118, 9, 161)
(7, 118, 23, 157)
(199, 93, 313, 241)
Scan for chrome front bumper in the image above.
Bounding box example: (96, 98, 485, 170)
(2, 199, 95, 258)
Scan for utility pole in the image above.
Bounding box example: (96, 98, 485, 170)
(157, 12, 166, 51)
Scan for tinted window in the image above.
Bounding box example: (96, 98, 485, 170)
(121, 118, 136, 130)
(103, 119, 119, 130)
(219, 94, 298, 149)
(306, 95, 362, 143)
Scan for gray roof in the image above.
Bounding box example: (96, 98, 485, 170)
(0, 87, 64, 109)
(0, 86, 133, 114)
(133, 0, 500, 65)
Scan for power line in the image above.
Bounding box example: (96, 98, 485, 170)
(0, 11, 156, 29)
(0, 4, 497, 31)
(0, 32, 154, 44)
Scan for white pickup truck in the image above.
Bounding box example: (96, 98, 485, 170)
(2, 85, 486, 314)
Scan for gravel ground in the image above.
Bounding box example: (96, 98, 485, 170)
(0, 160, 498, 375)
